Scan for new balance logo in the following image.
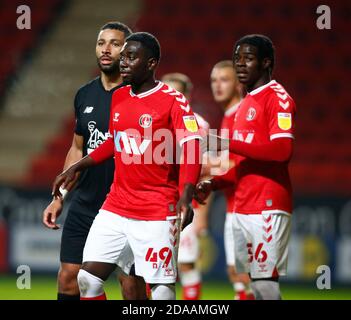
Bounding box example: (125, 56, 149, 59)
(114, 131, 151, 155)
(83, 106, 94, 113)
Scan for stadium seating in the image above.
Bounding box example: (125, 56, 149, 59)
(135, 0, 350, 196)
(0, 0, 64, 97)
(18, 0, 350, 195)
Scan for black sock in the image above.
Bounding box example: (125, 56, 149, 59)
(57, 293, 80, 300)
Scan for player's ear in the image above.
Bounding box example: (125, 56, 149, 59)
(148, 57, 158, 71)
(262, 57, 272, 71)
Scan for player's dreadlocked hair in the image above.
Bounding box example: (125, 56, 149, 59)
(126, 32, 161, 62)
(234, 34, 275, 73)
(100, 21, 132, 38)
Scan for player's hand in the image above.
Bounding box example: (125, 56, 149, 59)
(177, 184, 195, 231)
(194, 180, 213, 205)
(178, 202, 194, 232)
(52, 165, 78, 198)
(201, 134, 229, 152)
(42, 198, 63, 230)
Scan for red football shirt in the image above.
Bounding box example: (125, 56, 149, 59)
(101, 82, 202, 220)
(219, 102, 240, 213)
(231, 80, 296, 214)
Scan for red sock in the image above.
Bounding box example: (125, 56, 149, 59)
(183, 283, 201, 300)
(80, 292, 106, 300)
(246, 292, 255, 300)
(145, 283, 152, 299)
(234, 290, 248, 300)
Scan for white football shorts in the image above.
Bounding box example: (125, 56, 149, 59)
(83, 209, 180, 284)
(232, 211, 291, 279)
(178, 219, 199, 264)
(224, 213, 235, 266)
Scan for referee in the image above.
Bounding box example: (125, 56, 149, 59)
(43, 22, 146, 300)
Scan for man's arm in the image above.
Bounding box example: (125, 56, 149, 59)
(228, 138, 293, 162)
(42, 133, 83, 229)
(177, 139, 202, 231)
(205, 134, 293, 162)
(51, 136, 114, 198)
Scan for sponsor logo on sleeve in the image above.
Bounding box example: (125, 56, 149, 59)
(277, 112, 292, 130)
(183, 115, 198, 132)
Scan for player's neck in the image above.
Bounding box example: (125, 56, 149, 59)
(131, 78, 158, 95)
(223, 94, 241, 112)
(100, 72, 122, 91)
(247, 74, 271, 93)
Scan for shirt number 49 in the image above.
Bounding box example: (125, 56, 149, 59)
(145, 247, 172, 269)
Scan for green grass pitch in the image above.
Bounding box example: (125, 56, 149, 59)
(1, 275, 351, 300)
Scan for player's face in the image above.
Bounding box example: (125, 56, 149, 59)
(210, 66, 239, 104)
(233, 44, 263, 87)
(119, 41, 151, 85)
(96, 29, 125, 75)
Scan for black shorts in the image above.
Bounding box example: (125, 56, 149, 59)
(60, 209, 95, 264)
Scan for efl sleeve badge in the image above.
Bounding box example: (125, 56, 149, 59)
(277, 112, 292, 130)
(183, 115, 199, 133)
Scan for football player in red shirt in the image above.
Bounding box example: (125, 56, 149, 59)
(209, 60, 252, 299)
(42, 22, 146, 300)
(52, 32, 202, 300)
(197, 35, 296, 300)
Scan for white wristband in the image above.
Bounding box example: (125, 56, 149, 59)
(59, 186, 68, 200)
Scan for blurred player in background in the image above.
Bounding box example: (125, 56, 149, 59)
(209, 60, 252, 299)
(52, 32, 202, 300)
(42, 22, 146, 300)
(200, 34, 296, 300)
(162, 72, 210, 300)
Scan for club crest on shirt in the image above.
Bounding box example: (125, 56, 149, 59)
(246, 107, 256, 121)
(139, 114, 152, 128)
(277, 113, 292, 130)
(183, 115, 198, 133)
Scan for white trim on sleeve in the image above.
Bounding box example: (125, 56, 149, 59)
(179, 135, 203, 147)
(270, 133, 294, 140)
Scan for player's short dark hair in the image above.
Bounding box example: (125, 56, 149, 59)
(126, 32, 161, 62)
(100, 21, 132, 37)
(234, 34, 275, 72)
